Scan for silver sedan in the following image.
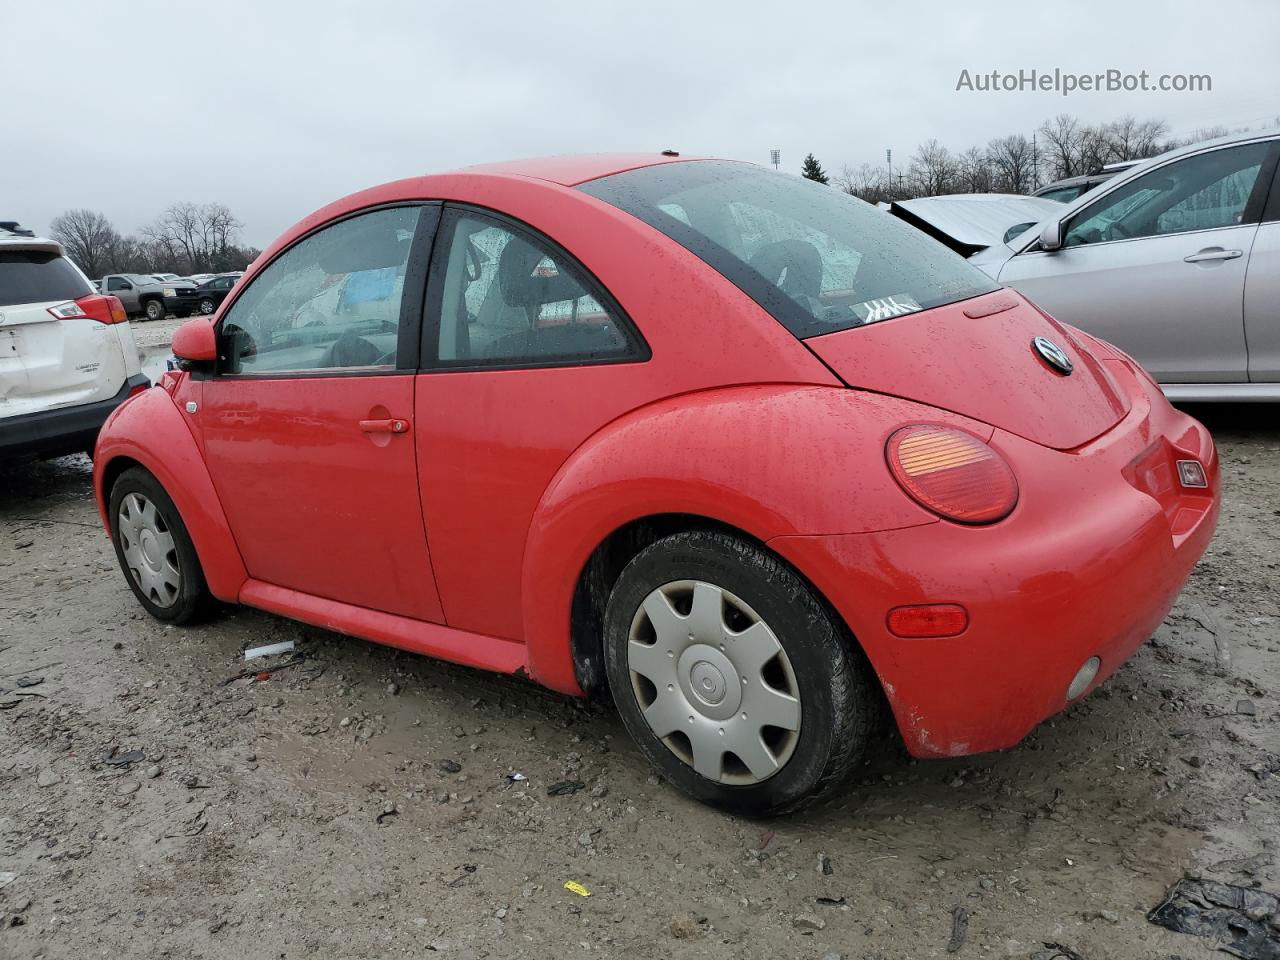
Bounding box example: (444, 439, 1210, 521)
(970, 129, 1280, 401)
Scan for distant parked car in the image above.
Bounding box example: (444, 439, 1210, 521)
(191, 274, 238, 314)
(1, 229, 149, 461)
(973, 130, 1280, 400)
(1033, 161, 1139, 204)
(98, 273, 197, 321)
(884, 194, 1064, 257)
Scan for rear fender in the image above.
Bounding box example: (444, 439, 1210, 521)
(93, 385, 247, 601)
(520, 385, 978, 695)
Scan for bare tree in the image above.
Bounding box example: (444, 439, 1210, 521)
(835, 163, 890, 204)
(908, 139, 957, 196)
(1102, 115, 1169, 162)
(142, 202, 245, 273)
(955, 146, 994, 193)
(987, 134, 1036, 194)
(49, 209, 119, 278)
(1037, 114, 1087, 181)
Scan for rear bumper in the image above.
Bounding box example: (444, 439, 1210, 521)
(0, 373, 150, 461)
(770, 368, 1219, 758)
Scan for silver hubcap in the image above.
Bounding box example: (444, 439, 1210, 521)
(201, 300, 213, 314)
(117, 492, 181, 607)
(627, 580, 801, 785)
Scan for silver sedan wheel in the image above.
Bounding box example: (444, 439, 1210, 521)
(117, 492, 181, 608)
(627, 580, 801, 785)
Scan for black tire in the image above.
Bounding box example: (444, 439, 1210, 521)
(199, 298, 215, 315)
(602, 530, 875, 816)
(143, 299, 166, 322)
(108, 466, 209, 624)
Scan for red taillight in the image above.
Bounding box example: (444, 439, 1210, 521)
(47, 294, 127, 325)
(886, 424, 1018, 524)
(887, 604, 969, 638)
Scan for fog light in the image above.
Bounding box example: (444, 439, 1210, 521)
(1176, 460, 1207, 488)
(1067, 656, 1101, 701)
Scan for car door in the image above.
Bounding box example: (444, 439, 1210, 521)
(999, 140, 1278, 383)
(413, 206, 651, 640)
(106, 276, 139, 313)
(1244, 158, 1280, 382)
(199, 203, 446, 622)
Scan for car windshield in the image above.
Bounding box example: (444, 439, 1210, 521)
(580, 160, 998, 339)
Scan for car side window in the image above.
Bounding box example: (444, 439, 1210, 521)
(107, 277, 128, 291)
(217, 206, 421, 375)
(1064, 142, 1270, 247)
(432, 213, 636, 366)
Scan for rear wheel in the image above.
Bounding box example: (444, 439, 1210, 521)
(108, 467, 209, 623)
(143, 299, 165, 321)
(602, 530, 875, 815)
(199, 298, 215, 315)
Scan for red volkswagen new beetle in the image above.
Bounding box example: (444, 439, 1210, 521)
(93, 154, 1219, 814)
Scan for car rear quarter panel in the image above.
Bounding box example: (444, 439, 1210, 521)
(520, 386, 1002, 695)
(94, 382, 247, 600)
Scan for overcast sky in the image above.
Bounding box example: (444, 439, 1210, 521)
(6, 0, 1278, 248)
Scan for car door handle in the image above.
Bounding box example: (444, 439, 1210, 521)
(1184, 248, 1243, 263)
(359, 418, 410, 434)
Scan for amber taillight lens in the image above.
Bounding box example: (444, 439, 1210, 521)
(886, 424, 1018, 524)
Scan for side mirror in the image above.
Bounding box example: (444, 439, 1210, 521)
(120, 281, 133, 290)
(1039, 220, 1064, 252)
(171, 318, 218, 368)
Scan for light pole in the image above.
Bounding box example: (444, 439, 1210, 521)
(770, 149, 780, 171)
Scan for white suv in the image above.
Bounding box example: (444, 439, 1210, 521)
(0, 228, 150, 461)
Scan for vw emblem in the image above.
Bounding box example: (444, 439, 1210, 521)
(1032, 336, 1073, 375)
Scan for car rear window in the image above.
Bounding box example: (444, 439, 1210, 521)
(580, 160, 999, 339)
(0, 251, 94, 307)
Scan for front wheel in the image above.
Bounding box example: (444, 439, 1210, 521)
(108, 467, 209, 623)
(199, 298, 215, 315)
(602, 530, 875, 815)
(143, 299, 165, 322)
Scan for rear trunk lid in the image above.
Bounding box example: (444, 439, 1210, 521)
(1, 247, 125, 419)
(806, 289, 1130, 450)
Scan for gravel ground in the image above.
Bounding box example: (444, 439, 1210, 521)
(1, 346, 1277, 958)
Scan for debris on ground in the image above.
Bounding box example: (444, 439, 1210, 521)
(14, 676, 43, 687)
(547, 780, 585, 797)
(1033, 943, 1088, 960)
(947, 906, 969, 953)
(100, 749, 144, 767)
(243, 641, 295, 660)
(793, 913, 826, 931)
(1148, 878, 1280, 959)
(817, 852, 833, 875)
(669, 912, 706, 939)
(563, 881, 590, 897)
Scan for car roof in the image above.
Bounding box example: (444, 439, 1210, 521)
(456, 152, 703, 186)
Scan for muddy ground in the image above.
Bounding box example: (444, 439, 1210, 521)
(1, 319, 1277, 959)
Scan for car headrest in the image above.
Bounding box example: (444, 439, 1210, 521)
(748, 239, 823, 300)
(496, 236, 580, 312)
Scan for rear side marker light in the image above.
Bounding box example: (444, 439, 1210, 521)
(1176, 460, 1208, 488)
(1067, 657, 1101, 700)
(887, 604, 969, 638)
(886, 424, 1019, 524)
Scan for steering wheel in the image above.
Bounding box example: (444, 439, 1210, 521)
(1107, 220, 1133, 241)
(328, 331, 382, 367)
